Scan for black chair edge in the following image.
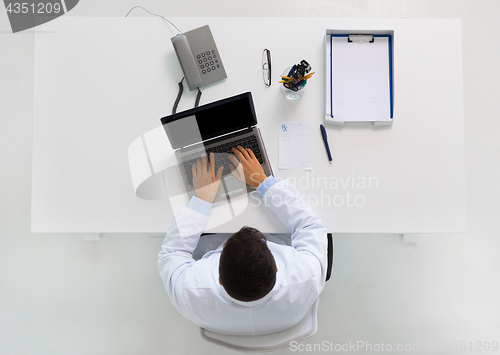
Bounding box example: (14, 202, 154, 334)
(326, 233, 333, 281)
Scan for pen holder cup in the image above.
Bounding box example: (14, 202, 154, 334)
(281, 67, 306, 101)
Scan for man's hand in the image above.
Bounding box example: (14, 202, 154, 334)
(192, 153, 224, 203)
(228, 146, 268, 188)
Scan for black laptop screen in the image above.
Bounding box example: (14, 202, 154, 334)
(160, 92, 257, 150)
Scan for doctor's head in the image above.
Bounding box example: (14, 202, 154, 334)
(219, 226, 277, 302)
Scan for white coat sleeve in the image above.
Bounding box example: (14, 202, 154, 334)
(157, 196, 212, 319)
(258, 176, 328, 290)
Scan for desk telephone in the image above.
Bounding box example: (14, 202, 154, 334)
(171, 25, 227, 91)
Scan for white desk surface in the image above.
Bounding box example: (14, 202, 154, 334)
(32, 17, 466, 234)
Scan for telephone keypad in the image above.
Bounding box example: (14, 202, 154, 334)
(197, 50, 221, 75)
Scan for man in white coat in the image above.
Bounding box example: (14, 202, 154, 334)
(158, 146, 328, 335)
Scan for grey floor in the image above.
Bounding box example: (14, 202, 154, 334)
(1, 1, 500, 354)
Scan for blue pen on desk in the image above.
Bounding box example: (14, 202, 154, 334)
(320, 124, 333, 164)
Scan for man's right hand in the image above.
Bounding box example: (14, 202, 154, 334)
(228, 146, 268, 188)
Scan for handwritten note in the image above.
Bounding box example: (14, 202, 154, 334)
(279, 122, 313, 170)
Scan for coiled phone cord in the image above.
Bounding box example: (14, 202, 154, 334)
(194, 87, 202, 108)
(172, 78, 202, 114)
(172, 78, 184, 114)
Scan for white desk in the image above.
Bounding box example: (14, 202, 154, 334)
(32, 17, 466, 234)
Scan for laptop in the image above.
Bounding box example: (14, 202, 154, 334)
(160, 92, 273, 203)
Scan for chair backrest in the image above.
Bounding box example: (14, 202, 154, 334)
(200, 298, 318, 352)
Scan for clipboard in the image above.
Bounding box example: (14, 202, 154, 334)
(325, 30, 394, 126)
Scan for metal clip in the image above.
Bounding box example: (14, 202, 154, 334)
(348, 35, 374, 43)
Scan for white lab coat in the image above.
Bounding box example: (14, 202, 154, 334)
(158, 177, 328, 336)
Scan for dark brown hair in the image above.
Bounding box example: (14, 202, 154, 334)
(219, 226, 277, 302)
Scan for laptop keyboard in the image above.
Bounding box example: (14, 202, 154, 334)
(181, 135, 263, 187)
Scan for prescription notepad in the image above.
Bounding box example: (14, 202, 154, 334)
(279, 122, 313, 170)
(325, 32, 394, 124)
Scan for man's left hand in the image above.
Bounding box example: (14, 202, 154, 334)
(192, 152, 224, 203)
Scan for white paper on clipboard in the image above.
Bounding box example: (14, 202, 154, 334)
(326, 36, 391, 122)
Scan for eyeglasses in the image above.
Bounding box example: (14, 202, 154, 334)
(262, 49, 271, 87)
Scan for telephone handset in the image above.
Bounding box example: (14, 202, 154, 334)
(171, 25, 227, 91)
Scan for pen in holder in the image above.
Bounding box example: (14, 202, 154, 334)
(280, 60, 314, 101)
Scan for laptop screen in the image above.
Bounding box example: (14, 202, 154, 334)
(160, 92, 257, 150)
